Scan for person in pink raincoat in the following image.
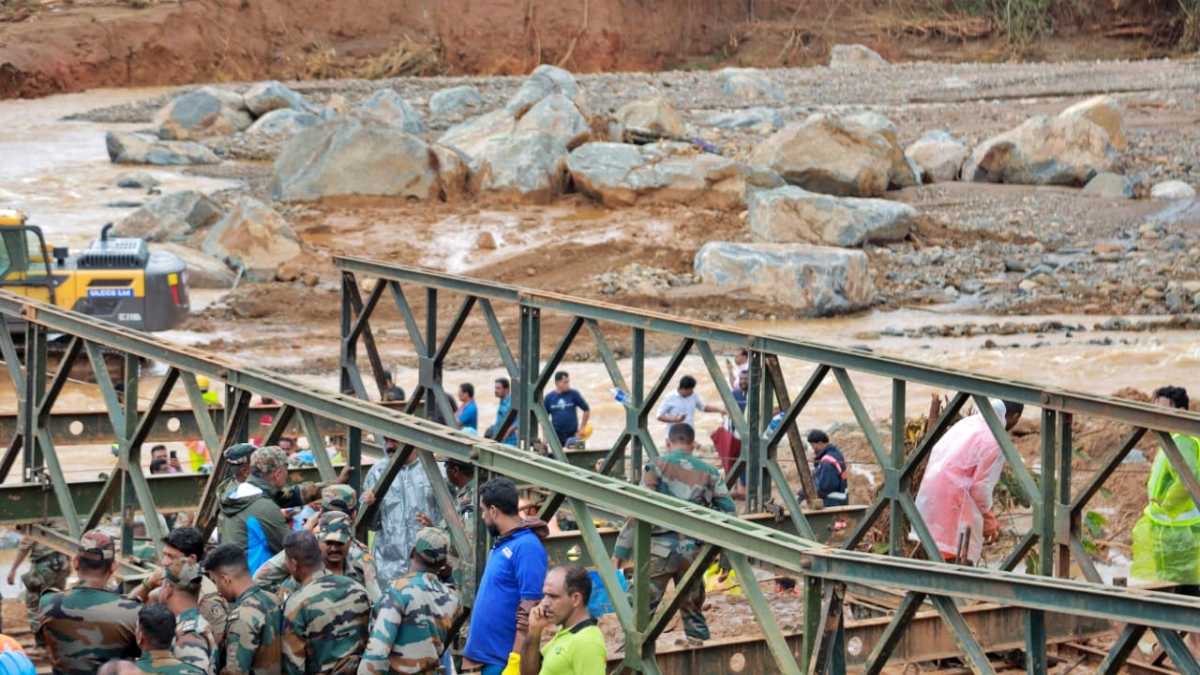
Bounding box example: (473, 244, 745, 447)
(914, 399, 1025, 564)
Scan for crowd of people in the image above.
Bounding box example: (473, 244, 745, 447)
(12, 359, 1199, 674)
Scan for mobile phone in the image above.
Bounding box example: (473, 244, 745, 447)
(169, 450, 177, 459)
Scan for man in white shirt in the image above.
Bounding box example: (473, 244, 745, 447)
(725, 348, 749, 389)
(657, 376, 725, 431)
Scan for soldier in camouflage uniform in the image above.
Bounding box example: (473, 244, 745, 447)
(280, 530, 370, 675)
(134, 604, 200, 675)
(38, 529, 141, 674)
(203, 543, 282, 675)
(611, 423, 736, 643)
(7, 531, 70, 638)
(359, 527, 462, 675)
(160, 559, 218, 675)
(127, 526, 227, 643)
(254, 487, 379, 603)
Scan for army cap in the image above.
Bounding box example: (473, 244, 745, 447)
(78, 529, 115, 563)
(318, 511, 353, 544)
(163, 558, 203, 588)
(321, 484, 357, 512)
(224, 442, 257, 466)
(251, 445, 288, 474)
(414, 527, 449, 567)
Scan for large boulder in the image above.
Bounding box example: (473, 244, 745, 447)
(114, 190, 224, 242)
(707, 107, 785, 131)
(845, 112, 919, 189)
(357, 89, 425, 134)
(568, 142, 783, 210)
(507, 64, 580, 115)
(829, 44, 888, 71)
(513, 93, 591, 149)
(159, 243, 237, 288)
(242, 81, 314, 117)
(961, 115, 1119, 186)
(438, 109, 515, 162)
(245, 109, 322, 137)
(154, 87, 253, 141)
(718, 68, 783, 101)
(1150, 180, 1196, 200)
(748, 186, 916, 247)
(694, 242, 874, 316)
(904, 131, 968, 183)
(1059, 95, 1127, 152)
(105, 132, 220, 166)
(1081, 172, 1133, 199)
(614, 97, 685, 138)
(429, 85, 485, 115)
(748, 114, 893, 197)
(202, 197, 302, 282)
(431, 145, 470, 201)
(271, 117, 441, 202)
(469, 132, 568, 203)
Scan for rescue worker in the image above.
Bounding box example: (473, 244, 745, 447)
(611, 423, 736, 646)
(204, 543, 282, 675)
(7, 530, 70, 641)
(160, 559, 218, 675)
(280, 530, 370, 675)
(133, 605, 194, 675)
(806, 430, 849, 507)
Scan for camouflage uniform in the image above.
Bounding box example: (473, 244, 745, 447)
(449, 478, 476, 590)
(136, 648, 204, 674)
(17, 535, 70, 635)
(362, 457, 444, 586)
(613, 450, 736, 641)
(254, 489, 380, 604)
(149, 575, 227, 643)
(222, 584, 283, 675)
(281, 573, 370, 675)
(164, 560, 218, 675)
(38, 530, 140, 675)
(360, 528, 462, 675)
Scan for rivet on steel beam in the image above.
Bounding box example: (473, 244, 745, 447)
(469, 449, 480, 460)
(800, 555, 814, 569)
(1042, 393, 1051, 404)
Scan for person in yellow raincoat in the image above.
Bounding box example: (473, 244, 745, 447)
(1132, 386, 1200, 590)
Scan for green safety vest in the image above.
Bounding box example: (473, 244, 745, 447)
(1145, 433, 1200, 526)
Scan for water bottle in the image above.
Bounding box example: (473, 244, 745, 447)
(762, 412, 786, 440)
(607, 387, 636, 409)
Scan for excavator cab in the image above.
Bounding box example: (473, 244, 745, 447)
(0, 209, 191, 332)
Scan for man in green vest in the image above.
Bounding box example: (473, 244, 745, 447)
(1132, 385, 1200, 590)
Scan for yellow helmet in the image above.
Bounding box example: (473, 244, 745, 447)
(196, 375, 210, 390)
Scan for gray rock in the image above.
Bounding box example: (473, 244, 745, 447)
(271, 117, 440, 202)
(706, 107, 784, 130)
(748, 114, 893, 197)
(429, 85, 485, 114)
(718, 68, 783, 101)
(1146, 198, 1200, 229)
(202, 197, 301, 281)
(844, 111, 919, 189)
(748, 185, 916, 247)
(438, 109, 516, 162)
(115, 190, 224, 242)
(105, 200, 144, 208)
(357, 89, 426, 134)
(613, 97, 684, 138)
(513, 93, 591, 149)
(469, 131, 569, 204)
(904, 131, 968, 183)
(245, 109, 322, 137)
(1059, 95, 1127, 152)
(507, 64, 580, 115)
(829, 44, 888, 71)
(1150, 180, 1197, 200)
(154, 87, 253, 141)
(694, 242, 874, 316)
(242, 81, 314, 117)
(962, 115, 1119, 186)
(114, 171, 160, 189)
(159, 243, 237, 288)
(1082, 172, 1134, 199)
(105, 132, 221, 166)
(568, 141, 783, 210)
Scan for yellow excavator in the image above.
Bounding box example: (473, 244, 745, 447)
(0, 208, 190, 333)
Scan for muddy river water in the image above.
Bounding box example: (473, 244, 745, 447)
(1, 89, 1194, 476)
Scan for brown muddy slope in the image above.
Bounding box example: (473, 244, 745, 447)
(0, 0, 1181, 99)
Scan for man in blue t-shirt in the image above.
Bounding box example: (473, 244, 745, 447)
(543, 372, 590, 447)
(463, 478, 549, 675)
(456, 383, 478, 433)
